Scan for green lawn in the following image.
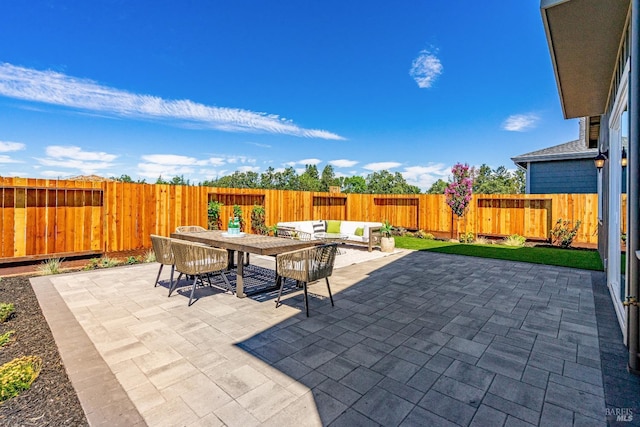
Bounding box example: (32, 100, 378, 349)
(394, 236, 604, 271)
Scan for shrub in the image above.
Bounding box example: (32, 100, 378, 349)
(414, 230, 435, 240)
(458, 232, 474, 244)
(125, 256, 138, 265)
(83, 258, 100, 270)
(503, 234, 526, 247)
(251, 205, 268, 235)
(207, 200, 223, 230)
(0, 356, 42, 403)
(143, 249, 156, 263)
(474, 236, 491, 245)
(393, 226, 408, 236)
(98, 256, 120, 268)
(0, 331, 15, 347)
(37, 258, 63, 275)
(380, 220, 394, 238)
(0, 303, 15, 323)
(550, 219, 582, 248)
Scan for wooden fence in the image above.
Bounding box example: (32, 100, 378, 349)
(0, 177, 605, 261)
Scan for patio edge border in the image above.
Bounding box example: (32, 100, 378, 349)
(30, 274, 147, 427)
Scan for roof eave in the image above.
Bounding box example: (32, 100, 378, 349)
(541, 0, 630, 119)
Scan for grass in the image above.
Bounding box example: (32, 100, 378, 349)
(394, 236, 603, 271)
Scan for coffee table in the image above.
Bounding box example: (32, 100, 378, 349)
(314, 232, 348, 254)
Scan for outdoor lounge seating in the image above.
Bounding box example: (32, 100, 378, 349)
(169, 240, 231, 306)
(276, 226, 312, 241)
(150, 234, 175, 290)
(275, 243, 337, 317)
(276, 220, 382, 251)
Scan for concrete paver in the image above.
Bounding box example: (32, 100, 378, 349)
(30, 249, 640, 426)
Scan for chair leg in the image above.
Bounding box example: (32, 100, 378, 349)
(219, 271, 232, 293)
(275, 275, 285, 308)
(303, 281, 309, 317)
(154, 264, 164, 287)
(326, 277, 334, 307)
(169, 265, 175, 292)
(188, 275, 200, 306)
(169, 272, 183, 297)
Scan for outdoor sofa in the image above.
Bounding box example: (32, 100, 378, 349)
(276, 219, 383, 252)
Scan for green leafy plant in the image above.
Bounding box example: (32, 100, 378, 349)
(37, 258, 63, 275)
(0, 331, 15, 347)
(550, 219, 582, 248)
(83, 258, 100, 270)
(232, 204, 245, 231)
(251, 205, 268, 235)
(0, 303, 15, 323)
(503, 234, 526, 247)
(380, 220, 394, 238)
(0, 356, 42, 403)
(125, 256, 138, 265)
(458, 232, 475, 244)
(207, 200, 223, 230)
(98, 256, 120, 268)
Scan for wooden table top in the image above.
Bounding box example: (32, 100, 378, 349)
(170, 230, 317, 256)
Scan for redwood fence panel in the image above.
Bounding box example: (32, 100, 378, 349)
(0, 177, 606, 261)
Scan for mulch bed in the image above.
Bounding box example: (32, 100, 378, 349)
(0, 275, 88, 426)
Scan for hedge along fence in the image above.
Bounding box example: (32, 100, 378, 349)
(0, 177, 606, 261)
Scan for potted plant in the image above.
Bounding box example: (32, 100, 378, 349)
(380, 220, 395, 252)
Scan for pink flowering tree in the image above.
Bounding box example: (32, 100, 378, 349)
(445, 163, 473, 218)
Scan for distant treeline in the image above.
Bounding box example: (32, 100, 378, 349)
(111, 163, 524, 194)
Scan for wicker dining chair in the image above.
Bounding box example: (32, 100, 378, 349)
(276, 226, 313, 241)
(169, 240, 231, 306)
(275, 243, 337, 317)
(150, 234, 175, 290)
(175, 225, 207, 233)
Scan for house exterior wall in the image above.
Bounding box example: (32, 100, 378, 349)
(529, 159, 597, 193)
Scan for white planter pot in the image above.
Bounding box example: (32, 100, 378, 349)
(380, 237, 395, 253)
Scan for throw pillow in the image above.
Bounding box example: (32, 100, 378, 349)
(312, 220, 326, 233)
(354, 227, 364, 236)
(326, 220, 341, 233)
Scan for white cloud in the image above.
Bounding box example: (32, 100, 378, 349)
(237, 165, 260, 173)
(0, 155, 22, 163)
(0, 62, 345, 140)
(140, 154, 206, 166)
(0, 140, 26, 152)
(363, 162, 402, 171)
(40, 170, 73, 178)
(285, 158, 322, 167)
(36, 145, 118, 174)
(208, 157, 226, 166)
(502, 113, 539, 132)
(46, 145, 117, 162)
(329, 159, 358, 168)
(401, 164, 450, 191)
(137, 162, 195, 179)
(410, 48, 443, 89)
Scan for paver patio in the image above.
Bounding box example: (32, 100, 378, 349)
(31, 249, 640, 426)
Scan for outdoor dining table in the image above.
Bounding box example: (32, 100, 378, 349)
(170, 230, 317, 298)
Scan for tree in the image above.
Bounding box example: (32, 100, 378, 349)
(320, 165, 339, 192)
(472, 164, 525, 194)
(366, 170, 420, 194)
(445, 163, 473, 217)
(426, 179, 448, 194)
(299, 165, 321, 191)
(340, 176, 367, 193)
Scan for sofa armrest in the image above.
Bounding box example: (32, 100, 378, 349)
(367, 226, 382, 252)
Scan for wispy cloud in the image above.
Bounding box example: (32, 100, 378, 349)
(401, 164, 449, 190)
(0, 155, 22, 164)
(0, 140, 26, 152)
(138, 153, 258, 179)
(237, 165, 260, 173)
(285, 158, 322, 167)
(410, 48, 443, 89)
(363, 162, 402, 171)
(502, 113, 539, 132)
(35, 145, 118, 174)
(329, 159, 358, 168)
(0, 63, 345, 140)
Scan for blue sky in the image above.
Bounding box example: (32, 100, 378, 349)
(0, 1, 578, 190)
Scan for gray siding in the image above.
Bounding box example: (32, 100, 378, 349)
(529, 159, 597, 194)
